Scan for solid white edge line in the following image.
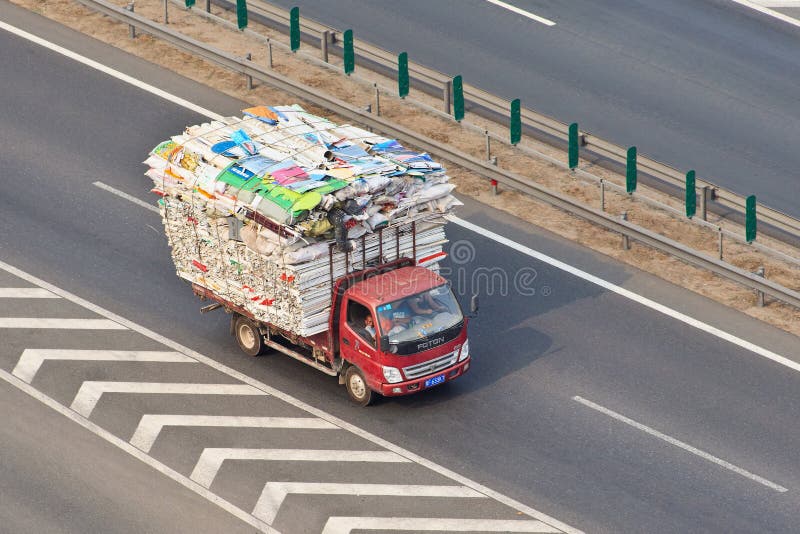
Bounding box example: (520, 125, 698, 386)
(573, 396, 787, 492)
(485, 0, 557, 26)
(94, 181, 160, 214)
(0, 20, 224, 121)
(448, 215, 800, 374)
(0, 368, 279, 534)
(730, 0, 800, 28)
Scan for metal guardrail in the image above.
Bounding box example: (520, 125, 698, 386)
(77, 0, 800, 310)
(244, 1, 800, 240)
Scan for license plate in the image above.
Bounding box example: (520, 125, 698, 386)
(424, 374, 446, 388)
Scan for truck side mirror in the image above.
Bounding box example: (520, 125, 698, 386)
(380, 336, 390, 352)
(469, 294, 479, 315)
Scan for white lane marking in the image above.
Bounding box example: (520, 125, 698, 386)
(130, 415, 337, 452)
(12, 349, 194, 384)
(731, 0, 800, 28)
(0, 288, 59, 298)
(0, 22, 579, 534)
(0, 318, 126, 329)
(254, 482, 484, 524)
(0, 21, 224, 121)
(190, 449, 411, 488)
(0, 260, 577, 533)
(0, 368, 278, 533)
(449, 215, 800, 374)
(485, 0, 556, 26)
(573, 396, 788, 493)
(322, 517, 560, 534)
(94, 181, 159, 214)
(70, 382, 266, 418)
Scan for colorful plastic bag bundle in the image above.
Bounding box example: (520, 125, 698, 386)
(146, 105, 459, 336)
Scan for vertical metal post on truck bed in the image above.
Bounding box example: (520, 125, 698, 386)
(411, 221, 417, 261)
(328, 243, 335, 295)
(378, 227, 384, 262)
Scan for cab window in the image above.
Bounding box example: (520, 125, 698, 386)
(346, 300, 376, 347)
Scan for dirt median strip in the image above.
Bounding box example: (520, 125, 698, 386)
(12, 0, 799, 336)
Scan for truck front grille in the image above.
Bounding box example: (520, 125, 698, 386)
(403, 351, 458, 379)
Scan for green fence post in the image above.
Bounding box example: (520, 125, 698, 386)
(185, 0, 195, 7)
(343, 29, 354, 75)
(746, 195, 757, 242)
(452, 75, 464, 121)
(398, 52, 409, 98)
(568, 123, 579, 169)
(510, 99, 521, 145)
(236, 0, 247, 30)
(685, 170, 696, 218)
(626, 146, 637, 194)
(290, 7, 300, 51)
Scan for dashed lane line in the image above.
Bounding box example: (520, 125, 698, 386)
(573, 396, 787, 493)
(129, 414, 338, 453)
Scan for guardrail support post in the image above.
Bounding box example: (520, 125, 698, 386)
(321, 31, 329, 62)
(266, 39, 273, 68)
(163, 0, 168, 24)
(491, 179, 498, 196)
(756, 266, 765, 307)
(374, 83, 380, 117)
(126, 2, 136, 38)
(700, 185, 709, 221)
(245, 53, 252, 90)
(621, 211, 630, 250)
(600, 179, 605, 212)
(718, 226, 723, 260)
(443, 80, 452, 115)
(205, 0, 210, 12)
(485, 130, 491, 162)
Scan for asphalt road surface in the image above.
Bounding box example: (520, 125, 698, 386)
(264, 0, 800, 218)
(3, 3, 800, 532)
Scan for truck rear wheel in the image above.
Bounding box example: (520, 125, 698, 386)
(234, 316, 265, 356)
(344, 365, 373, 406)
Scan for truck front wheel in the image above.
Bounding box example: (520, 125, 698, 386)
(344, 366, 373, 406)
(234, 315, 265, 356)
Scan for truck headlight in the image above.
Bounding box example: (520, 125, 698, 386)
(382, 366, 403, 383)
(458, 339, 470, 361)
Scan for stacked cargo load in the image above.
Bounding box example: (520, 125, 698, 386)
(145, 104, 460, 336)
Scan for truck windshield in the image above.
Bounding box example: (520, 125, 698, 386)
(376, 285, 464, 347)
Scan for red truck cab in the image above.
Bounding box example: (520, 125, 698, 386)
(336, 265, 471, 405)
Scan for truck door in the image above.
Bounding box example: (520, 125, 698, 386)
(341, 299, 380, 383)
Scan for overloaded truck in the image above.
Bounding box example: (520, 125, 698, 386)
(145, 104, 475, 405)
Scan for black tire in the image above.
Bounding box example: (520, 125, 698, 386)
(234, 315, 265, 356)
(344, 365, 373, 406)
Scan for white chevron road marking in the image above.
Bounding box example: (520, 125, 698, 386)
(0, 288, 59, 298)
(321, 517, 562, 533)
(13, 349, 194, 383)
(70, 382, 266, 418)
(0, 318, 126, 329)
(254, 482, 485, 524)
(130, 414, 337, 452)
(191, 449, 411, 488)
